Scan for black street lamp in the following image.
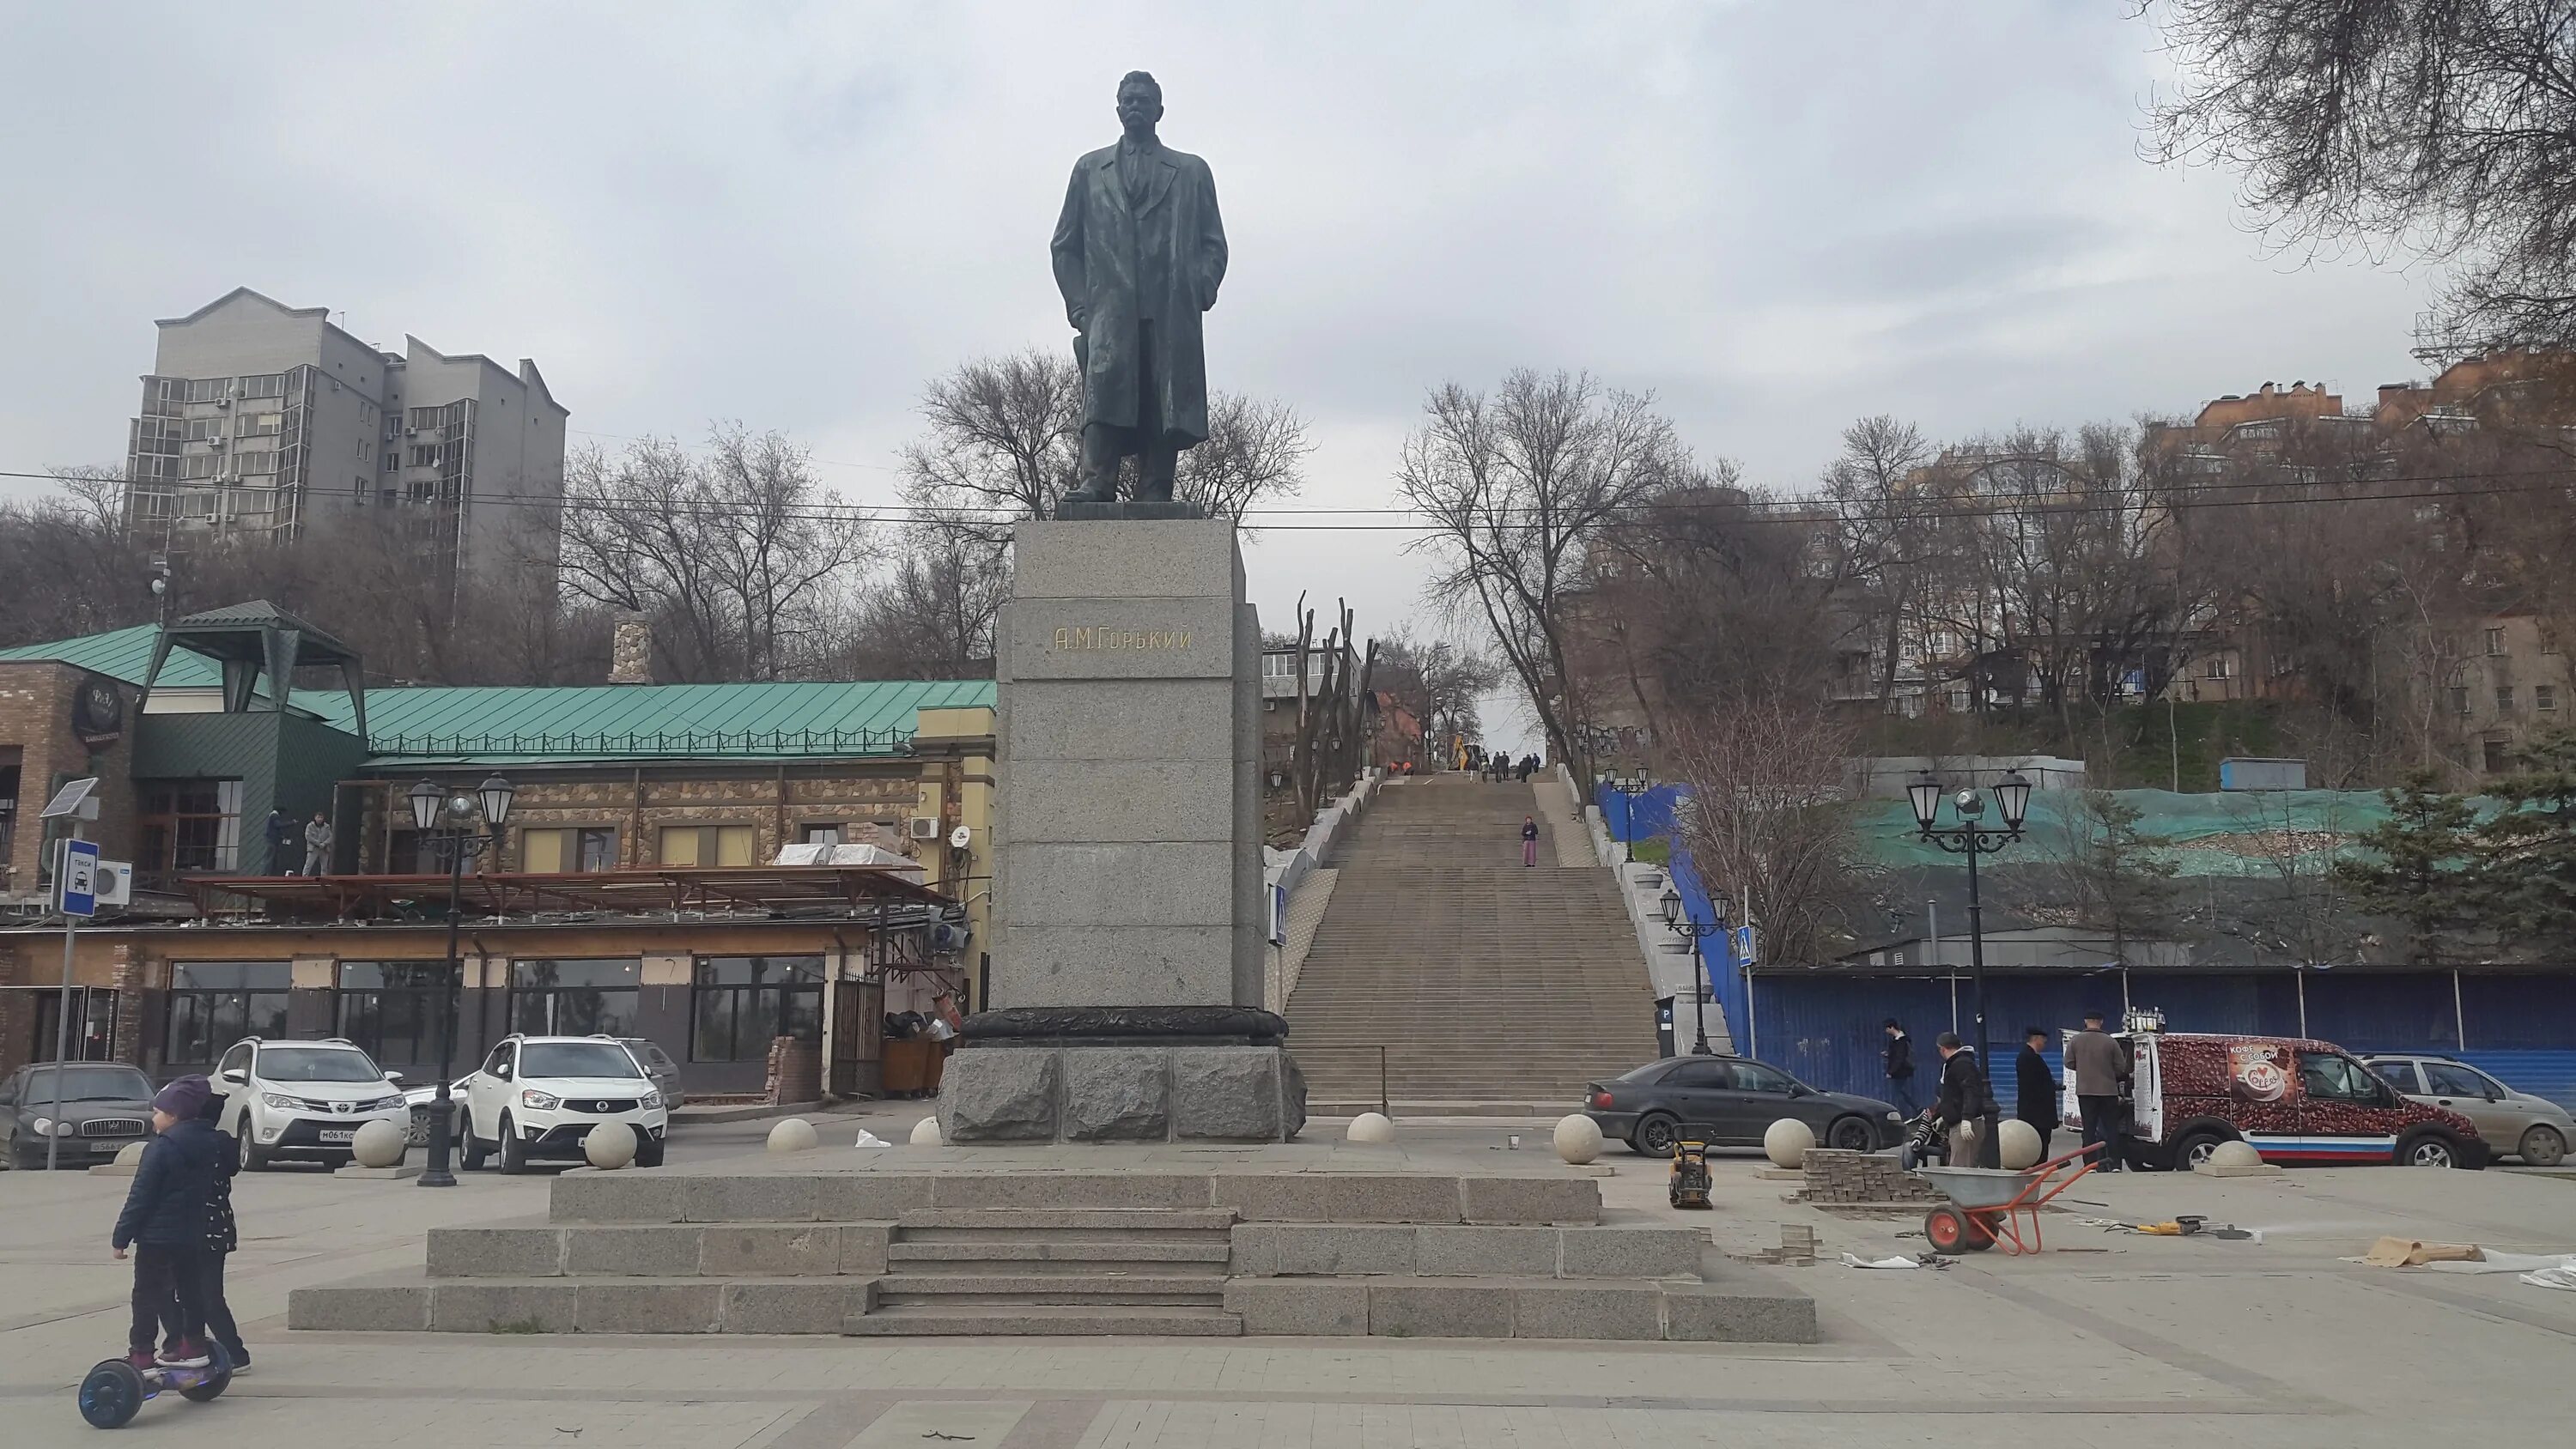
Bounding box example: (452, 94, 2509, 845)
(1906, 768, 2031, 1159)
(409, 773, 513, 1189)
(1611, 768, 1652, 864)
(1660, 884, 1728, 1056)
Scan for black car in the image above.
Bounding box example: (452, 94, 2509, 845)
(0, 1062, 158, 1169)
(1583, 1054, 1904, 1157)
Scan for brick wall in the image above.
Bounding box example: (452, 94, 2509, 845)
(0, 662, 141, 896)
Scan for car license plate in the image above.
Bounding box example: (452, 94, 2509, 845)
(319, 1128, 357, 1144)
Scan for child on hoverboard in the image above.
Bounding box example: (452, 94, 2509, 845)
(110, 1076, 222, 1371)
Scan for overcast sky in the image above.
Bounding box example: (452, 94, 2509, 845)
(0, 3, 2443, 749)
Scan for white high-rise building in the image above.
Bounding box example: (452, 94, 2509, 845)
(124, 288, 568, 579)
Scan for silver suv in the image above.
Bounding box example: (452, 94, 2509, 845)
(2361, 1055, 2571, 1166)
(214, 1038, 410, 1171)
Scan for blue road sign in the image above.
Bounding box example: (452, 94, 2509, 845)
(59, 839, 100, 918)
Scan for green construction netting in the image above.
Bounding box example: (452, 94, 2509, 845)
(1858, 789, 2433, 878)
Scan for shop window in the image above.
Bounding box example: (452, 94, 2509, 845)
(690, 956, 823, 1061)
(659, 824, 755, 867)
(137, 779, 242, 876)
(522, 826, 617, 872)
(164, 961, 291, 1065)
(507, 958, 641, 1038)
(336, 961, 453, 1070)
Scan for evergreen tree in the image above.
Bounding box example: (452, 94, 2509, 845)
(2332, 769, 2479, 967)
(2472, 729, 2576, 963)
(2067, 791, 2178, 967)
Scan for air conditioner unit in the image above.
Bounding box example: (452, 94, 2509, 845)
(214, 398, 231, 409)
(929, 921, 969, 955)
(907, 816, 941, 841)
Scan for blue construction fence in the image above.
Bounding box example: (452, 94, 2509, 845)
(1595, 780, 1687, 846)
(1751, 970, 2576, 1110)
(1595, 779, 1745, 1049)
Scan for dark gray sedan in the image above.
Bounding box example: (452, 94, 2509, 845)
(0, 1063, 157, 1169)
(1583, 1055, 1905, 1157)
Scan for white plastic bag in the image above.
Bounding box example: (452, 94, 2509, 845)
(854, 1129, 889, 1149)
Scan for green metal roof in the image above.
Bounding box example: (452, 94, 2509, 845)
(0, 625, 222, 688)
(1, 625, 995, 763)
(352, 679, 994, 763)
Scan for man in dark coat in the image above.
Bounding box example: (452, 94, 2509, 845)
(2016, 1028, 2059, 1159)
(112, 1076, 222, 1368)
(1882, 1019, 1918, 1116)
(1052, 70, 1228, 506)
(1929, 1032, 2002, 1169)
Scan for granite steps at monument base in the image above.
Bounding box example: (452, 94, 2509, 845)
(285, 1162, 1816, 1343)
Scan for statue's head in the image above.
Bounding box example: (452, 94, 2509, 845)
(1116, 70, 1163, 131)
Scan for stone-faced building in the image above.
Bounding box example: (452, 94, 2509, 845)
(0, 605, 994, 1099)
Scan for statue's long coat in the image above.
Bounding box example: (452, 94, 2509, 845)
(1050, 141, 1227, 446)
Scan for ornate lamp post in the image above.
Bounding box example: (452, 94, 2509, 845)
(410, 773, 513, 1189)
(1610, 768, 1653, 864)
(1660, 884, 1728, 1056)
(1905, 770, 2031, 1109)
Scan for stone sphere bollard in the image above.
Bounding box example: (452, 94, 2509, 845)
(2205, 1138, 2263, 1171)
(766, 1117, 819, 1154)
(1996, 1119, 2044, 1171)
(114, 1140, 147, 1167)
(1346, 1111, 1396, 1144)
(584, 1120, 637, 1170)
(352, 1119, 409, 1168)
(1763, 1117, 1815, 1169)
(1553, 1113, 1603, 1165)
(908, 1116, 945, 1147)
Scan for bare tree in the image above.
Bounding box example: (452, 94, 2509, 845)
(903, 349, 1310, 523)
(1400, 370, 1692, 791)
(0, 468, 154, 646)
(1823, 415, 1936, 712)
(1662, 697, 1866, 966)
(1374, 626, 1504, 766)
(559, 424, 873, 682)
(2145, 0, 2576, 353)
(825, 518, 1008, 680)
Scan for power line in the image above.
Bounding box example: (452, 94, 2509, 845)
(6, 463, 2572, 533)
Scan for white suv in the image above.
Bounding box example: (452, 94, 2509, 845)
(458, 1034, 668, 1173)
(214, 1038, 410, 1171)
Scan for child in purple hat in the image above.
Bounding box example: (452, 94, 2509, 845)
(111, 1075, 222, 1368)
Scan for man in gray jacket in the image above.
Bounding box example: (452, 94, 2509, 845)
(2065, 1010, 2131, 1172)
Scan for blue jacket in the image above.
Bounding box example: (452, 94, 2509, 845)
(113, 1119, 221, 1250)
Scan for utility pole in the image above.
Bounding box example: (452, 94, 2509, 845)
(39, 779, 103, 1173)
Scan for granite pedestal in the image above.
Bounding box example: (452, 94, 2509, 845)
(944, 517, 1294, 1143)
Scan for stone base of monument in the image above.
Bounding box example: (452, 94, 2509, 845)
(286, 1152, 1819, 1343)
(1051, 498, 1206, 521)
(938, 1007, 1307, 1143)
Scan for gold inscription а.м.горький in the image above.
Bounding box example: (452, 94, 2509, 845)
(1051, 626, 1192, 652)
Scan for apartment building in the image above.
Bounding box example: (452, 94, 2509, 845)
(123, 288, 567, 579)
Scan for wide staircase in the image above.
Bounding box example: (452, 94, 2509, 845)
(1287, 774, 1659, 1112)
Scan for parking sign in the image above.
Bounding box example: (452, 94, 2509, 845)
(59, 839, 100, 918)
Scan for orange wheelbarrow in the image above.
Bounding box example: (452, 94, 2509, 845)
(1914, 1143, 2100, 1255)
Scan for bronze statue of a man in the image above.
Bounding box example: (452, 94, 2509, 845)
(1050, 70, 1228, 508)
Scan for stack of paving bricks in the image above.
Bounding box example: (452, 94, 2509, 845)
(765, 1037, 822, 1106)
(1797, 1149, 1941, 1206)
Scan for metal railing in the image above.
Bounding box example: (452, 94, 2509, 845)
(368, 725, 914, 758)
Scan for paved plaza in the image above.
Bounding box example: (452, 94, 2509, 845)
(4, 1104, 2572, 1446)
